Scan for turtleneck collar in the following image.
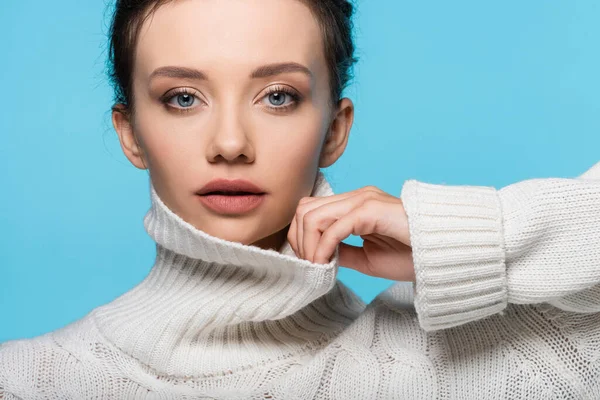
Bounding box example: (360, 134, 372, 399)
(91, 171, 365, 378)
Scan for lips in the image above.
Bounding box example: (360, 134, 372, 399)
(195, 178, 267, 214)
(197, 179, 266, 196)
(196, 192, 266, 214)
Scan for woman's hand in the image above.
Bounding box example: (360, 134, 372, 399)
(287, 186, 416, 282)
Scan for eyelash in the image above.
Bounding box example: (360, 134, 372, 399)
(160, 85, 301, 114)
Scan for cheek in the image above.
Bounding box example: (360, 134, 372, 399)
(276, 143, 319, 171)
(260, 124, 324, 218)
(135, 114, 194, 168)
(132, 88, 197, 170)
(265, 133, 323, 206)
(134, 123, 201, 198)
(261, 120, 324, 171)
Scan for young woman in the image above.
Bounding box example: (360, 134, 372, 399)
(1, 0, 599, 398)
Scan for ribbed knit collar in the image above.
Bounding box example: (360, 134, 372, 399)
(91, 171, 365, 378)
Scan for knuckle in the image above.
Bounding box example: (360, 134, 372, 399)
(361, 185, 380, 193)
(304, 209, 320, 227)
(299, 197, 312, 205)
(296, 200, 312, 215)
(361, 191, 379, 205)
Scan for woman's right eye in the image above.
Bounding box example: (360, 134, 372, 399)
(161, 89, 202, 113)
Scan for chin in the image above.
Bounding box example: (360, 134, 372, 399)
(198, 221, 262, 245)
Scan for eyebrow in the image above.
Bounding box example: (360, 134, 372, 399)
(149, 62, 313, 82)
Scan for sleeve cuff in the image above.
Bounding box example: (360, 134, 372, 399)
(400, 179, 508, 331)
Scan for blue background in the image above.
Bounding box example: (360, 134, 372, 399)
(1, 0, 599, 342)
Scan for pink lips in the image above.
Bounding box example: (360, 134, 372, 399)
(196, 193, 266, 214)
(196, 178, 267, 214)
(197, 178, 265, 196)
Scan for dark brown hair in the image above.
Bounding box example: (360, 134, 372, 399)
(106, 0, 359, 119)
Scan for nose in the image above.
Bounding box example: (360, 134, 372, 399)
(206, 104, 255, 164)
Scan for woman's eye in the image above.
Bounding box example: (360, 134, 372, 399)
(161, 90, 202, 113)
(261, 89, 300, 110)
(170, 93, 197, 108)
(266, 92, 288, 106)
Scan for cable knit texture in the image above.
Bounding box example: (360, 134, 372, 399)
(2, 164, 600, 399)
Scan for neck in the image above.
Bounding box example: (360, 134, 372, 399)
(90, 171, 366, 377)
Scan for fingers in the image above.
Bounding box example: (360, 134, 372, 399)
(289, 189, 381, 263)
(338, 235, 415, 281)
(313, 202, 379, 264)
(336, 242, 371, 274)
(287, 191, 354, 259)
(285, 184, 415, 281)
(302, 195, 373, 263)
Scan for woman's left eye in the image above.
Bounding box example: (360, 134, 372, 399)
(261, 87, 301, 111)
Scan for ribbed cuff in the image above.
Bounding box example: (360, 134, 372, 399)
(400, 180, 508, 332)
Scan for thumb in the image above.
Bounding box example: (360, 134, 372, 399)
(338, 242, 373, 276)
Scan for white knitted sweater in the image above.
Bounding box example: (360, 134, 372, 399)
(2, 162, 600, 400)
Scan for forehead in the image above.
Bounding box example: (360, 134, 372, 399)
(135, 0, 325, 82)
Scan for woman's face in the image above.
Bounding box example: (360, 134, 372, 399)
(112, 0, 354, 251)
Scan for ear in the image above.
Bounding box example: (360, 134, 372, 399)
(112, 104, 148, 170)
(319, 97, 354, 168)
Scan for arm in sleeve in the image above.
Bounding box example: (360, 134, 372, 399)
(400, 161, 600, 332)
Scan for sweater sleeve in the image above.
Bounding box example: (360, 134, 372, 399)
(400, 161, 600, 332)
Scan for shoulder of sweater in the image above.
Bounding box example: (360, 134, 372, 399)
(0, 336, 53, 397)
(0, 316, 101, 397)
(0, 334, 55, 362)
